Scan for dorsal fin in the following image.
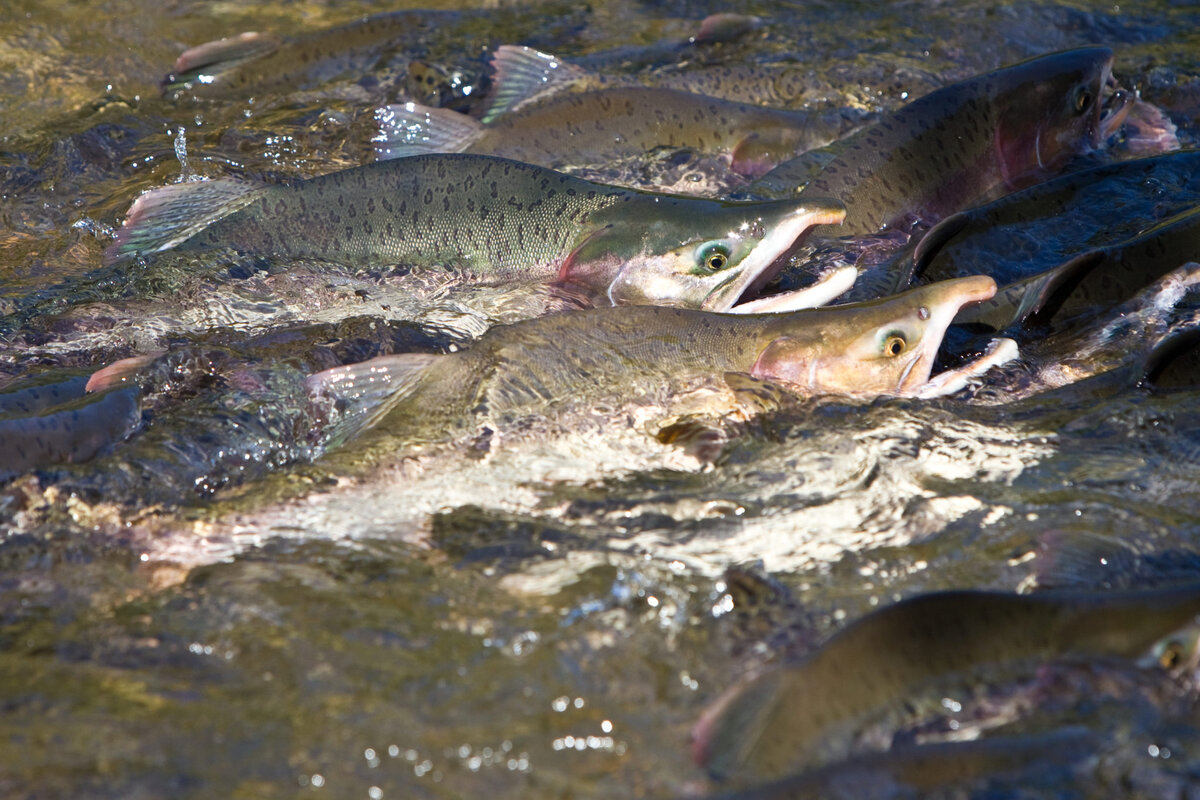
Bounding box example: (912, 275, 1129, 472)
(372, 103, 485, 160)
(911, 210, 971, 279)
(481, 45, 591, 124)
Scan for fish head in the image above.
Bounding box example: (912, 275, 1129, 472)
(750, 275, 999, 396)
(559, 197, 846, 311)
(994, 46, 1127, 186)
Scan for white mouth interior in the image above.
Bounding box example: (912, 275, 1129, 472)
(731, 265, 857, 314)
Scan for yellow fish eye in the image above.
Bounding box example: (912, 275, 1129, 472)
(1073, 86, 1093, 113)
(1160, 640, 1184, 669)
(693, 241, 733, 275)
(883, 334, 907, 357)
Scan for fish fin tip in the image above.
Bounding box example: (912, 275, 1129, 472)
(166, 31, 281, 89)
(85, 352, 163, 393)
(105, 178, 262, 265)
(692, 666, 785, 779)
(692, 13, 764, 44)
(373, 103, 484, 159)
(482, 45, 589, 123)
(1022, 249, 1108, 325)
(307, 353, 440, 448)
(912, 210, 970, 277)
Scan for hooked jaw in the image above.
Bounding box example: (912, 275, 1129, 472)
(751, 276, 1017, 398)
(1095, 63, 1133, 147)
(896, 275, 1003, 394)
(713, 202, 849, 313)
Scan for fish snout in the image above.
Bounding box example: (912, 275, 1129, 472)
(927, 274, 998, 314)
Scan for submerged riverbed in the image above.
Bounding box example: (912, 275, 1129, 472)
(3, 1, 1200, 798)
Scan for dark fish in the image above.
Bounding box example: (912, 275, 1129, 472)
(306, 276, 1011, 451)
(751, 47, 1130, 235)
(693, 583, 1200, 782)
(374, 46, 858, 178)
(959, 263, 1200, 404)
(106, 155, 850, 314)
(958, 205, 1200, 332)
(0, 376, 141, 481)
(912, 150, 1200, 292)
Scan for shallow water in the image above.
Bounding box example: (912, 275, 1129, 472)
(4, 1, 1200, 798)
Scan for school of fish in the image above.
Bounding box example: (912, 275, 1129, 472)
(3, 6, 1200, 799)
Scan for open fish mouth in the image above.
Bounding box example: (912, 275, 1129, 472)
(1096, 72, 1133, 146)
(729, 264, 858, 313)
(723, 204, 853, 314)
(901, 276, 1019, 396)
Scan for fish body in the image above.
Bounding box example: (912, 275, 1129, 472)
(913, 150, 1200, 291)
(107, 155, 847, 313)
(752, 47, 1127, 235)
(375, 88, 850, 179)
(693, 583, 1200, 783)
(164, 11, 459, 96)
(477, 44, 848, 116)
(306, 276, 1011, 451)
(161, 6, 582, 99)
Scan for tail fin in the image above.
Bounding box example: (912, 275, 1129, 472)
(163, 31, 281, 90)
(105, 178, 265, 265)
(373, 103, 485, 160)
(482, 45, 591, 123)
(306, 353, 440, 449)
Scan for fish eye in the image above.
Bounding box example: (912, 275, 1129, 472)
(883, 333, 907, 357)
(693, 241, 733, 275)
(1159, 639, 1185, 669)
(1073, 86, 1093, 113)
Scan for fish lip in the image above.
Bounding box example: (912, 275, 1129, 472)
(898, 276, 999, 393)
(706, 202, 847, 312)
(1097, 88, 1133, 144)
(1094, 60, 1133, 147)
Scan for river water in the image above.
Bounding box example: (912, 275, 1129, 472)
(2, 1, 1200, 798)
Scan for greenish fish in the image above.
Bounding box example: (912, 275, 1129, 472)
(957, 204, 1200, 332)
(305, 276, 1013, 451)
(693, 583, 1200, 783)
(476, 44, 847, 123)
(751, 47, 1130, 235)
(374, 47, 858, 178)
(106, 154, 851, 314)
